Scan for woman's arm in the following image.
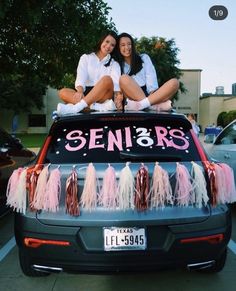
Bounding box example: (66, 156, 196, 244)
(142, 54, 159, 94)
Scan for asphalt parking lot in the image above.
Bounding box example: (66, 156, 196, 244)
(0, 207, 236, 291)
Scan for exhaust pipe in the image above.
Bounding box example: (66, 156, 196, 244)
(187, 260, 215, 271)
(33, 264, 63, 273)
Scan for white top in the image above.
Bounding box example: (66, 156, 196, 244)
(75, 53, 121, 91)
(123, 53, 159, 94)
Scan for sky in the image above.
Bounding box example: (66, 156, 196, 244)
(105, 0, 236, 95)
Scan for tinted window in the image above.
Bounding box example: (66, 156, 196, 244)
(44, 116, 200, 163)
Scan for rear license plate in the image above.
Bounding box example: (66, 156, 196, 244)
(104, 227, 146, 251)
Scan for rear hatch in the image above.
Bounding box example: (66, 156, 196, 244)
(33, 112, 211, 225)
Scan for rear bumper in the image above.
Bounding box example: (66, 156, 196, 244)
(14, 205, 232, 273)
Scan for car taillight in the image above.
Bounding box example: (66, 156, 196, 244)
(24, 237, 70, 248)
(180, 234, 224, 245)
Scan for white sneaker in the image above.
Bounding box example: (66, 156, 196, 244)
(57, 103, 77, 116)
(90, 99, 116, 111)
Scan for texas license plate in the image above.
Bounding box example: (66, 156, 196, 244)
(103, 227, 146, 251)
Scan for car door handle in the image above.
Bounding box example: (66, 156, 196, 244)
(224, 153, 230, 159)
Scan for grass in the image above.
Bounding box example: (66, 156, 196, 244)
(15, 133, 47, 148)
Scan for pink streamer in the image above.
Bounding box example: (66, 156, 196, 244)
(80, 163, 98, 210)
(99, 164, 118, 208)
(43, 167, 61, 212)
(149, 162, 173, 208)
(175, 163, 193, 206)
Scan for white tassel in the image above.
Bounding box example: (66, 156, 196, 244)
(80, 163, 98, 210)
(117, 162, 135, 210)
(191, 162, 209, 208)
(31, 165, 50, 210)
(43, 167, 61, 212)
(149, 162, 173, 208)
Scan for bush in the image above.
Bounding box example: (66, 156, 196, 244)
(217, 110, 236, 128)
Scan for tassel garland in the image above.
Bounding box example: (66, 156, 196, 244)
(6, 160, 236, 214)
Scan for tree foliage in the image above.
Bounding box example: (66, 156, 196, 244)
(0, 0, 115, 113)
(136, 36, 186, 99)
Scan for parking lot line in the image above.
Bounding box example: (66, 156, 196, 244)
(228, 239, 236, 255)
(0, 237, 16, 262)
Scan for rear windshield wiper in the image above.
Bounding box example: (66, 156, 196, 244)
(119, 151, 182, 162)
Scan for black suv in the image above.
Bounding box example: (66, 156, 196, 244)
(14, 111, 232, 276)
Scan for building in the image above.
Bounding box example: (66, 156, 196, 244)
(199, 93, 236, 131)
(173, 69, 202, 120)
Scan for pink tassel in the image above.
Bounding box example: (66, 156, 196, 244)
(117, 162, 135, 210)
(149, 162, 173, 208)
(80, 163, 98, 210)
(43, 167, 61, 212)
(65, 168, 80, 216)
(175, 163, 193, 206)
(6, 167, 24, 208)
(219, 163, 236, 203)
(134, 163, 149, 211)
(31, 165, 50, 210)
(99, 164, 118, 209)
(191, 162, 209, 208)
(214, 163, 226, 204)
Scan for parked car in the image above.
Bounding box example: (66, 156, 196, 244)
(0, 127, 36, 217)
(206, 119, 236, 182)
(14, 110, 232, 276)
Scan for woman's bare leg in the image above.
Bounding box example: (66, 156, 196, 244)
(119, 75, 146, 101)
(83, 76, 113, 106)
(124, 78, 179, 110)
(58, 88, 79, 104)
(57, 76, 115, 115)
(58, 76, 114, 105)
(148, 78, 179, 105)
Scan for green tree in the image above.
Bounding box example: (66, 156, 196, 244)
(136, 36, 186, 99)
(0, 0, 115, 113)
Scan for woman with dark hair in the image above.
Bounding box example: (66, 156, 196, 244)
(56, 31, 121, 116)
(114, 32, 179, 111)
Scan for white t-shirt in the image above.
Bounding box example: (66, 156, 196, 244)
(75, 53, 121, 92)
(123, 53, 159, 94)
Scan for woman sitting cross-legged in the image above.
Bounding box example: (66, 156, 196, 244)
(56, 31, 121, 116)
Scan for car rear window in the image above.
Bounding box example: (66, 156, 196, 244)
(44, 115, 201, 163)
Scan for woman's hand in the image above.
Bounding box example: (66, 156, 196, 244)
(73, 91, 84, 103)
(114, 91, 124, 111)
